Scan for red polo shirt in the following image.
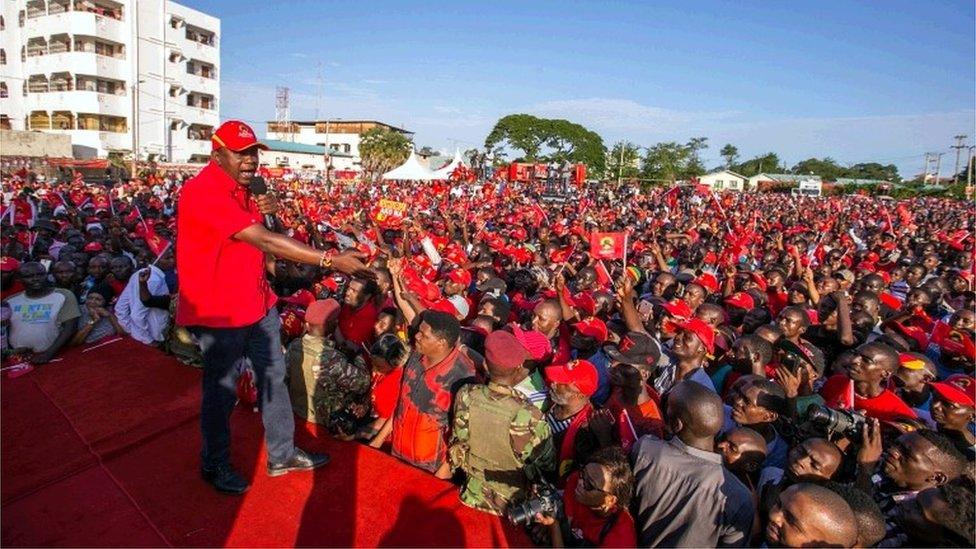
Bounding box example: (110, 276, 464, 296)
(175, 162, 276, 328)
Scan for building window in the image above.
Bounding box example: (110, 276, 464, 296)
(0, 82, 8, 98)
(0, 115, 11, 130)
(0, 49, 5, 65)
(343, 144, 351, 153)
(1, 15, 5, 30)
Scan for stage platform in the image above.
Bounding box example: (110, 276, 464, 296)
(1, 337, 528, 547)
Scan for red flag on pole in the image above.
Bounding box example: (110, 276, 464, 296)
(590, 232, 627, 260)
(144, 224, 171, 257)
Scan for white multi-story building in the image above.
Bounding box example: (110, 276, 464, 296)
(0, 0, 219, 163)
(265, 120, 413, 172)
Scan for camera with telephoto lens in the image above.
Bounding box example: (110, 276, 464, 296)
(806, 405, 867, 438)
(506, 483, 562, 526)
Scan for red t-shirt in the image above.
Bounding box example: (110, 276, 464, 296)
(175, 162, 276, 328)
(819, 374, 918, 422)
(1, 281, 24, 301)
(371, 366, 404, 420)
(563, 472, 638, 547)
(338, 301, 379, 347)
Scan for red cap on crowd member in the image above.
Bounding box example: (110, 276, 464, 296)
(878, 292, 903, 310)
(84, 242, 104, 252)
(661, 299, 693, 320)
(485, 331, 529, 372)
(305, 299, 341, 327)
(724, 292, 756, 311)
(573, 317, 608, 344)
(694, 272, 720, 294)
(281, 288, 316, 308)
(749, 272, 768, 292)
(280, 308, 305, 338)
(891, 321, 929, 350)
(446, 269, 472, 288)
(929, 377, 976, 408)
(428, 298, 461, 316)
(0, 257, 20, 272)
(211, 120, 269, 152)
(679, 318, 715, 355)
(571, 292, 597, 317)
(511, 323, 553, 362)
(543, 359, 599, 397)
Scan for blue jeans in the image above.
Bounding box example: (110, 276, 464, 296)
(191, 308, 295, 469)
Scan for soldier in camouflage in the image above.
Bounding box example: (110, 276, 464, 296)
(286, 299, 371, 428)
(450, 330, 555, 515)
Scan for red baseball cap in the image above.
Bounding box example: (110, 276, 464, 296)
(571, 292, 597, 317)
(510, 323, 553, 362)
(678, 317, 715, 355)
(211, 120, 268, 152)
(304, 298, 340, 327)
(661, 299, 693, 319)
(0, 257, 20, 272)
(544, 359, 599, 397)
(929, 376, 975, 407)
(446, 269, 472, 287)
(84, 241, 104, 252)
(724, 292, 756, 311)
(693, 272, 720, 293)
(485, 331, 529, 372)
(573, 317, 608, 344)
(281, 288, 316, 308)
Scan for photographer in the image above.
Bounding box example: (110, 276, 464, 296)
(532, 447, 636, 547)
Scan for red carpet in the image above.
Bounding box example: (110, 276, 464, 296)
(1, 338, 530, 547)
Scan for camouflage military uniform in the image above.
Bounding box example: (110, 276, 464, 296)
(449, 382, 555, 516)
(286, 334, 370, 424)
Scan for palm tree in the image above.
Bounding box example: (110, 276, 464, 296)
(359, 128, 412, 180)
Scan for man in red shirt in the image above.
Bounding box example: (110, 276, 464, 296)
(819, 341, 917, 422)
(335, 277, 379, 352)
(177, 120, 368, 495)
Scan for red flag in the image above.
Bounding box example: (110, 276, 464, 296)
(144, 224, 171, 257)
(590, 232, 627, 260)
(594, 260, 612, 288)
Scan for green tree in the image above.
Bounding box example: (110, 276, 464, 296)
(359, 127, 412, 179)
(733, 152, 783, 177)
(719, 144, 739, 168)
(790, 157, 844, 180)
(682, 137, 708, 179)
(845, 162, 900, 182)
(484, 114, 607, 176)
(642, 142, 692, 184)
(607, 141, 642, 180)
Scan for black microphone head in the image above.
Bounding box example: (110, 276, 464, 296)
(248, 176, 268, 195)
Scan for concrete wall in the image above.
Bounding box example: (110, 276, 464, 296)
(0, 129, 72, 157)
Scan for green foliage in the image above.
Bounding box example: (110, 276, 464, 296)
(607, 141, 642, 180)
(732, 153, 783, 177)
(484, 114, 607, 176)
(641, 141, 692, 183)
(359, 127, 412, 179)
(788, 158, 901, 182)
(719, 144, 739, 168)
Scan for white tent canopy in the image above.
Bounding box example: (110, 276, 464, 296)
(382, 150, 437, 181)
(431, 148, 468, 180)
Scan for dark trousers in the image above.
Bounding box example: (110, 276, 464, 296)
(191, 308, 295, 469)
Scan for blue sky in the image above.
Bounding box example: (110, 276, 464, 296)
(186, 0, 975, 177)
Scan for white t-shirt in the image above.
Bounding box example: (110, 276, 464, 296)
(5, 289, 81, 352)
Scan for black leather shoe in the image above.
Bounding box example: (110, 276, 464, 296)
(267, 448, 330, 477)
(201, 464, 250, 495)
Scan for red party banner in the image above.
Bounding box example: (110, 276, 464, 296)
(589, 232, 627, 260)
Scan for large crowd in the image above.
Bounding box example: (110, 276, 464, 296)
(1, 163, 974, 548)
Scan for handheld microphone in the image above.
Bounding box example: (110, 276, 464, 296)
(248, 176, 276, 231)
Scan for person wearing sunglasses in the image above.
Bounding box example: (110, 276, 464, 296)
(533, 446, 636, 547)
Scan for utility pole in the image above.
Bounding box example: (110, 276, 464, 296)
(951, 134, 968, 184)
(617, 143, 624, 186)
(968, 146, 975, 187)
(933, 152, 944, 185)
(922, 154, 931, 182)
